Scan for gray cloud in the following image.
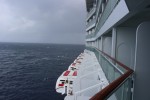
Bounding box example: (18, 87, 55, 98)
(0, 0, 86, 44)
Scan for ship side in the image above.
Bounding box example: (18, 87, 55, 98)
(56, 0, 150, 100)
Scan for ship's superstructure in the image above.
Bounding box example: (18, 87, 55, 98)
(56, 0, 150, 100)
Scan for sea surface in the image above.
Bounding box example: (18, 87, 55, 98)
(0, 42, 85, 100)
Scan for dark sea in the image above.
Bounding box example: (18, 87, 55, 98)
(0, 42, 84, 100)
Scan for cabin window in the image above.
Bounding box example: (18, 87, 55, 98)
(66, 80, 68, 83)
(70, 81, 73, 84)
(62, 82, 64, 84)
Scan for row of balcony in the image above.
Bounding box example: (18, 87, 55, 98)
(95, 0, 119, 34)
(86, 19, 96, 31)
(86, 0, 120, 39)
(86, 6, 96, 21)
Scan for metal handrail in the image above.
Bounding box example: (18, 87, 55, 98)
(87, 7, 96, 21)
(86, 19, 96, 28)
(87, 47, 134, 100)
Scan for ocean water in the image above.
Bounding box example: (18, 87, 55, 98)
(0, 43, 84, 100)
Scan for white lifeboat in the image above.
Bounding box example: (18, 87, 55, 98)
(56, 70, 77, 95)
(68, 62, 81, 70)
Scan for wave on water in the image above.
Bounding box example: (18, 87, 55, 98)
(0, 43, 84, 100)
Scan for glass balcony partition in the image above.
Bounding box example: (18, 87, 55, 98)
(86, 46, 133, 100)
(86, 19, 96, 29)
(86, 31, 96, 39)
(87, 7, 96, 21)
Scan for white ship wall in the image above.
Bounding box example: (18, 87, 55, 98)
(102, 36, 112, 56)
(115, 27, 136, 69)
(134, 22, 150, 100)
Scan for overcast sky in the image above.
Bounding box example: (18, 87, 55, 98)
(0, 0, 86, 44)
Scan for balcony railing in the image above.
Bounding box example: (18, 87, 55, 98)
(95, 0, 102, 20)
(86, 19, 96, 31)
(87, 7, 96, 21)
(86, 33, 95, 39)
(86, 46, 134, 100)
